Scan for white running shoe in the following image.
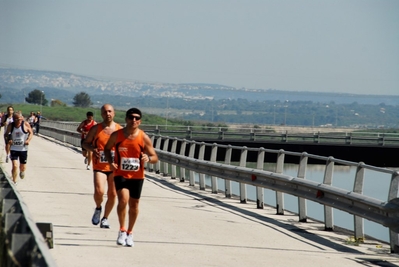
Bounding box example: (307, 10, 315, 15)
(20, 172, 25, 179)
(100, 218, 110, 229)
(87, 165, 91, 170)
(126, 233, 134, 247)
(91, 208, 101, 225)
(117, 231, 127, 246)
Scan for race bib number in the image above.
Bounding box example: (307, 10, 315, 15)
(99, 151, 114, 163)
(120, 157, 140, 171)
(13, 139, 24, 146)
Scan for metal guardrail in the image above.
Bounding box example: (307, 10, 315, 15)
(149, 129, 399, 146)
(148, 135, 399, 253)
(40, 121, 399, 253)
(42, 121, 399, 146)
(0, 169, 56, 267)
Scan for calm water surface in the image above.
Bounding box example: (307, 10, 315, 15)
(195, 163, 397, 243)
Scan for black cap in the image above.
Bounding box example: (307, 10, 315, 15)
(125, 108, 142, 118)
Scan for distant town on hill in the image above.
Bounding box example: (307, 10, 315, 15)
(1, 67, 399, 128)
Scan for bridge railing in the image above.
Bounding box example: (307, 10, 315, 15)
(141, 125, 399, 146)
(41, 121, 399, 146)
(40, 121, 399, 253)
(0, 169, 56, 267)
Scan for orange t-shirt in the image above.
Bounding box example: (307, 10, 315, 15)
(92, 123, 122, 172)
(113, 129, 145, 179)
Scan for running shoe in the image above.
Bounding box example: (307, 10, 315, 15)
(5, 157, 8, 163)
(117, 231, 127, 246)
(84, 157, 88, 164)
(19, 172, 25, 179)
(126, 233, 134, 247)
(87, 165, 91, 170)
(91, 208, 102, 225)
(100, 218, 110, 229)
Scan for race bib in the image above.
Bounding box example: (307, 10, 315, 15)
(99, 151, 114, 163)
(13, 139, 24, 146)
(120, 157, 140, 171)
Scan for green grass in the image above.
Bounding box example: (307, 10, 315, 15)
(0, 103, 228, 128)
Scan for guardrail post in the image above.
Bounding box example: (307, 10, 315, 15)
(275, 149, 285, 215)
(162, 138, 170, 176)
(346, 133, 353, 145)
(297, 152, 308, 222)
(388, 171, 399, 253)
(282, 131, 288, 142)
(239, 147, 248, 203)
(250, 132, 255, 141)
(155, 136, 162, 174)
(178, 140, 187, 182)
(323, 157, 335, 231)
(147, 135, 156, 172)
(154, 125, 160, 135)
(36, 223, 54, 249)
(186, 127, 192, 139)
(188, 142, 196, 186)
(210, 143, 218, 193)
(378, 134, 385, 146)
(353, 162, 365, 241)
(218, 129, 224, 140)
(224, 145, 233, 198)
(198, 143, 206, 190)
(256, 148, 265, 209)
(313, 131, 320, 143)
(170, 138, 178, 179)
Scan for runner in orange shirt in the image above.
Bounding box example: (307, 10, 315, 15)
(77, 111, 97, 170)
(83, 104, 122, 228)
(104, 107, 158, 247)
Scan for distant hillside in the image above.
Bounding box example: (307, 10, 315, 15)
(1, 67, 399, 105)
(1, 67, 399, 128)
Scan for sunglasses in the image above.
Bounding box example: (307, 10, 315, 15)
(127, 114, 141, 121)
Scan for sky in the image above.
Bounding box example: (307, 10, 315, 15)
(1, 0, 398, 95)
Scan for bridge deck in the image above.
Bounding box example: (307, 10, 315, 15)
(1, 133, 398, 267)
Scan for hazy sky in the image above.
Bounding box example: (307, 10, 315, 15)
(1, 0, 398, 95)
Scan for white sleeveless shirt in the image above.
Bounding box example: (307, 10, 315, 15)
(10, 122, 29, 152)
(5, 116, 13, 127)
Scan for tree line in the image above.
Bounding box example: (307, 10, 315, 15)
(5, 89, 399, 129)
(25, 89, 92, 108)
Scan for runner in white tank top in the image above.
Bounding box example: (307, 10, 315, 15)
(4, 111, 34, 184)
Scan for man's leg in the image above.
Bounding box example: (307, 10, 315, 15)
(87, 151, 93, 170)
(19, 163, 26, 179)
(11, 158, 18, 183)
(18, 151, 28, 179)
(117, 189, 129, 230)
(127, 198, 140, 233)
(92, 171, 106, 225)
(103, 173, 117, 220)
(116, 188, 129, 245)
(93, 171, 107, 208)
(5, 142, 10, 162)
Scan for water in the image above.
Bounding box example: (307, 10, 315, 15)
(188, 163, 395, 243)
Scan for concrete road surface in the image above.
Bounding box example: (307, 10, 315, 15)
(0, 132, 398, 267)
